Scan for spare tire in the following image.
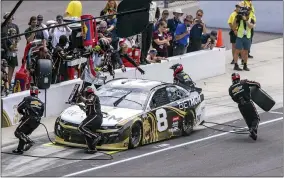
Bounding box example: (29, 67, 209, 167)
(36, 59, 52, 89)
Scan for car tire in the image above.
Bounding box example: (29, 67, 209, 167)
(128, 121, 143, 149)
(182, 110, 195, 136)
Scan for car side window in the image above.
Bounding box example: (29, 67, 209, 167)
(149, 88, 170, 109)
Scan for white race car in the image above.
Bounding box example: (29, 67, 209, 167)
(54, 78, 206, 150)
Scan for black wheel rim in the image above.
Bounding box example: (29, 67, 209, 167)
(183, 115, 193, 131)
(131, 124, 141, 146)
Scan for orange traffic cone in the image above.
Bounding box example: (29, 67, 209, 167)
(216, 29, 224, 47)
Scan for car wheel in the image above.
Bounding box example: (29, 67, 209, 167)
(182, 110, 195, 136)
(128, 122, 142, 149)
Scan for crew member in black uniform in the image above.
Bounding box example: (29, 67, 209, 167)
(229, 73, 261, 140)
(169, 63, 202, 93)
(52, 35, 70, 84)
(78, 86, 103, 154)
(13, 86, 44, 154)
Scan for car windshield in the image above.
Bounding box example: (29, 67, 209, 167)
(96, 87, 149, 110)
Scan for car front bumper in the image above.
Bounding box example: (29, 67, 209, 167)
(54, 119, 130, 150)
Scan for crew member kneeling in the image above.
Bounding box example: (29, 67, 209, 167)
(229, 73, 260, 140)
(13, 86, 44, 154)
(78, 86, 102, 154)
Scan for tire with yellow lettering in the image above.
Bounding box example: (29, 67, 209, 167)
(128, 121, 142, 149)
(182, 110, 195, 136)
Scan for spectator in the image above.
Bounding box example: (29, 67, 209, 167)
(243, 0, 256, 58)
(97, 20, 112, 44)
(105, 9, 119, 50)
(228, 3, 242, 64)
(36, 15, 49, 41)
(6, 28, 19, 88)
(201, 30, 217, 50)
(167, 8, 183, 57)
(232, 2, 255, 71)
(152, 21, 172, 58)
(173, 15, 192, 56)
(140, 1, 159, 65)
(154, 9, 169, 31)
(146, 48, 166, 63)
(35, 46, 52, 60)
(64, 0, 82, 18)
(2, 12, 20, 88)
(49, 15, 72, 48)
(25, 16, 47, 51)
(188, 9, 206, 52)
(100, 0, 118, 16)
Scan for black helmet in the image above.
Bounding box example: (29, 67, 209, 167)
(98, 38, 110, 52)
(30, 86, 40, 96)
(170, 63, 182, 70)
(231, 72, 240, 83)
(59, 35, 68, 46)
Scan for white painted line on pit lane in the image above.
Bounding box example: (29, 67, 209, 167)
(62, 117, 283, 177)
(268, 111, 283, 115)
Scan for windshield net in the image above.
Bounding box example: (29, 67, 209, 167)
(96, 87, 149, 110)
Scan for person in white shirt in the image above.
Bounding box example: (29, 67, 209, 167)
(49, 15, 72, 48)
(140, 1, 160, 65)
(36, 15, 49, 41)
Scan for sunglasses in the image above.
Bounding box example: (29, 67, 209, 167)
(197, 14, 203, 17)
(163, 13, 169, 15)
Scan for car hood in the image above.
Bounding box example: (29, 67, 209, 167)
(59, 105, 142, 126)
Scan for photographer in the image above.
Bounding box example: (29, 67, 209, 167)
(243, 0, 256, 58)
(232, 2, 255, 71)
(228, 3, 242, 64)
(188, 9, 207, 53)
(201, 30, 217, 50)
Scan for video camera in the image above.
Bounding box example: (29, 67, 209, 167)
(237, 7, 250, 19)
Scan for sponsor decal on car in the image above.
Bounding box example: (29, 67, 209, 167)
(172, 116, 180, 122)
(177, 93, 201, 110)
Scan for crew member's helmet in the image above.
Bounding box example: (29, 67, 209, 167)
(59, 35, 68, 46)
(98, 38, 110, 52)
(85, 86, 95, 94)
(30, 86, 40, 96)
(231, 72, 240, 83)
(170, 63, 184, 75)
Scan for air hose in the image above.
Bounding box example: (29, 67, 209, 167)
(200, 120, 250, 135)
(1, 123, 113, 160)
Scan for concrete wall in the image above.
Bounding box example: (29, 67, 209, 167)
(199, 1, 283, 34)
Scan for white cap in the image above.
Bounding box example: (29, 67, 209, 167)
(173, 8, 183, 14)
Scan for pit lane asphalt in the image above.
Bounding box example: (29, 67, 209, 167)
(2, 107, 282, 177)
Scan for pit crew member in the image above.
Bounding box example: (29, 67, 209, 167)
(13, 86, 44, 154)
(229, 73, 261, 140)
(78, 86, 102, 154)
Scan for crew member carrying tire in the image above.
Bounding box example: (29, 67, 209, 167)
(229, 73, 261, 140)
(78, 86, 103, 154)
(13, 86, 45, 154)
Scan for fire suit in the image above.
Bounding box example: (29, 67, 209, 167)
(174, 71, 202, 93)
(14, 96, 44, 153)
(52, 45, 70, 83)
(78, 92, 103, 152)
(229, 79, 261, 133)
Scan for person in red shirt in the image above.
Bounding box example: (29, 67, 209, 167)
(152, 21, 172, 57)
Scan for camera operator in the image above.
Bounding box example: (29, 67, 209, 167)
(228, 3, 242, 64)
(232, 2, 255, 71)
(243, 0, 256, 58)
(201, 30, 217, 50)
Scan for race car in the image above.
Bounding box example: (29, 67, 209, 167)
(54, 78, 206, 150)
